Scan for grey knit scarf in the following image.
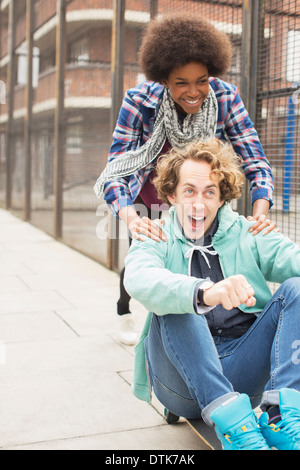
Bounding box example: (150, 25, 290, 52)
(94, 85, 218, 197)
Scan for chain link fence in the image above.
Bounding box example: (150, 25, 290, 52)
(0, 0, 299, 271)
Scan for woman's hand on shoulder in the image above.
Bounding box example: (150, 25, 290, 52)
(247, 214, 280, 236)
(129, 216, 167, 242)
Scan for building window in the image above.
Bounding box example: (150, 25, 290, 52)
(0, 80, 5, 104)
(231, 41, 241, 75)
(66, 125, 82, 155)
(17, 43, 40, 88)
(287, 30, 300, 83)
(70, 38, 90, 65)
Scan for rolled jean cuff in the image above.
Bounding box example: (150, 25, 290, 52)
(201, 392, 240, 427)
(260, 390, 280, 412)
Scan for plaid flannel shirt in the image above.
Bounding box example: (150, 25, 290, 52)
(102, 78, 274, 217)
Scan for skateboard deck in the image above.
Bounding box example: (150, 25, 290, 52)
(186, 418, 222, 450)
(164, 409, 221, 450)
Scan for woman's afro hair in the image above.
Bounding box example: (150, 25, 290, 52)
(139, 13, 233, 82)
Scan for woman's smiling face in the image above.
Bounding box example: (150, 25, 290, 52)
(162, 61, 210, 115)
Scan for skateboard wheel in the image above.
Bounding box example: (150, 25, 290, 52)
(164, 408, 180, 424)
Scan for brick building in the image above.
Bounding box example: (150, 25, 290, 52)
(0, 0, 148, 205)
(0, 0, 299, 269)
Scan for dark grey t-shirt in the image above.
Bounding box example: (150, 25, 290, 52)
(190, 216, 256, 338)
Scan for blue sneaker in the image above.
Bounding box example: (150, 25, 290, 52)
(259, 388, 300, 450)
(210, 394, 270, 450)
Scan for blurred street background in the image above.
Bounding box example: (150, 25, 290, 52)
(0, 0, 299, 273)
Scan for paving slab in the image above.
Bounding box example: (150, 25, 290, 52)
(0, 209, 207, 451)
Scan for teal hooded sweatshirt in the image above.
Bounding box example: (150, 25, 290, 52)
(124, 204, 300, 403)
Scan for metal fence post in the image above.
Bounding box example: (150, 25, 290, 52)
(107, 0, 125, 270)
(24, 0, 34, 221)
(54, 0, 66, 239)
(5, 0, 16, 210)
(238, 0, 263, 217)
(150, 0, 158, 18)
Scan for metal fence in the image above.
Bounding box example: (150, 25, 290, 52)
(0, 0, 299, 272)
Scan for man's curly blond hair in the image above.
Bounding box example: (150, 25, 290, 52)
(153, 139, 244, 205)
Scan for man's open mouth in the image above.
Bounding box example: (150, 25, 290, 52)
(188, 215, 206, 232)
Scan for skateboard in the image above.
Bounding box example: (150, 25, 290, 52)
(164, 409, 222, 450)
(185, 418, 222, 450)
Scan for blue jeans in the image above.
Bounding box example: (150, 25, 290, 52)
(145, 278, 300, 421)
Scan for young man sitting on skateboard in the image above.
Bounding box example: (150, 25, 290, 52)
(124, 139, 300, 450)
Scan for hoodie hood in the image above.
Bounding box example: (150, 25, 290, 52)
(213, 203, 240, 242)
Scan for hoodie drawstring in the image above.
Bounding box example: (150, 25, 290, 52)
(185, 243, 218, 275)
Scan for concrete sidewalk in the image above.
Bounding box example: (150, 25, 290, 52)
(0, 208, 204, 450)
